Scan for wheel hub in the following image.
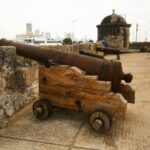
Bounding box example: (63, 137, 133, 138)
(33, 99, 52, 120)
(89, 111, 112, 133)
(36, 106, 43, 114)
(95, 119, 104, 128)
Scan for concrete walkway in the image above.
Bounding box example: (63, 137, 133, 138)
(0, 53, 150, 150)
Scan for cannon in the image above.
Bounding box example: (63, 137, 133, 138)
(0, 39, 135, 133)
(96, 47, 121, 59)
(0, 39, 133, 93)
(96, 47, 121, 54)
(79, 50, 104, 59)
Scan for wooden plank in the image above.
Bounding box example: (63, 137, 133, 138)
(39, 90, 127, 119)
(39, 65, 111, 93)
(39, 64, 127, 119)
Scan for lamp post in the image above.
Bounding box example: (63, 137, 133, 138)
(135, 24, 138, 42)
(72, 20, 77, 41)
(132, 32, 135, 42)
(145, 30, 148, 42)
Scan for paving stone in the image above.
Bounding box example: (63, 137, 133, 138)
(73, 53, 150, 150)
(0, 118, 8, 129)
(0, 137, 68, 150)
(74, 102, 150, 150)
(0, 103, 86, 146)
(0, 53, 150, 150)
(71, 147, 94, 150)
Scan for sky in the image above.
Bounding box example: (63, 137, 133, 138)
(0, 0, 150, 42)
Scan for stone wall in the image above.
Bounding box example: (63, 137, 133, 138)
(129, 42, 150, 52)
(106, 35, 124, 48)
(44, 44, 96, 53)
(104, 27, 130, 49)
(0, 46, 38, 128)
(97, 26, 130, 49)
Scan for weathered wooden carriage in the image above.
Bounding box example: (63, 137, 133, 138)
(0, 39, 135, 133)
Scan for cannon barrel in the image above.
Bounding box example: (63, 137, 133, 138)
(79, 50, 104, 59)
(96, 47, 121, 54)
(0, 39, 133, 93)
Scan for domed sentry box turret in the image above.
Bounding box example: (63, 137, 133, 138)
(97, 10, 131, 49)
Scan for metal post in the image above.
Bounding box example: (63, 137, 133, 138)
(136, 24, 138, 42)
(145, 31, 148, 42)
(72, 20, 77, 41)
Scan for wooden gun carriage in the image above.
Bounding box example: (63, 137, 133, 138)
(0, 39, 135, 133)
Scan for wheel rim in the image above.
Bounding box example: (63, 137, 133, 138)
(33, 100, 50, 120)
(89, 111, 112, 134)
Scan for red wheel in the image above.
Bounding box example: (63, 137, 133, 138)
(89, 110, 112, 134)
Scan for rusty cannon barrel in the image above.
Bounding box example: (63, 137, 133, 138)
(96, 47, 121, 55)
(79, 50, 104, 59)
(0, 39, 134, 103)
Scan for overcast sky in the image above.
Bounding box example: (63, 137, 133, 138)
(0, 0, 150, 41)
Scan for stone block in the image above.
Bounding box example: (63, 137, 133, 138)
(0, 109, 4, 119)
(16, 55, 37, 66)
(0, 96, 5, 108)
(0, 46, 17, 70)
(19, 65, 38, 87)
(5, 70, 26, 91)
(0, 76, 6, 94)
(0, 46, 38, 127)
(5, 102, 15, 117)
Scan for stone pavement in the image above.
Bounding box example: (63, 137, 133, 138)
(0, 53, 150, 150)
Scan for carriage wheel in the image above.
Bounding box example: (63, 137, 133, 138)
(33, 99, 52, 120)
(89, 110, 112, 134)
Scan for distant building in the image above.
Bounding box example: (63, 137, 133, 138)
(45, 32, 51, 40)
(16, 23, 53, 43)
(97, 10, 131, 49)
(15, 34, 27, 43)
(35, 29, 40, 37)
(16, 23, 34, 41)
(26, 23, 34, 37)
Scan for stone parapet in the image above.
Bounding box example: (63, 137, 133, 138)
(0, 46, 38, 128)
